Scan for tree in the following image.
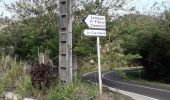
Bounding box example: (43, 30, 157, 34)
(123, 11, 170, 82)
(2, 0, 168, 68)
(72, 0, 136, 56)
(0, 0, 146, 63)
(0, 0, 59, 62)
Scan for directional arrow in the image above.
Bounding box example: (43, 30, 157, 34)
(83, 29, 106, 37)
(84, 15, 106, 29)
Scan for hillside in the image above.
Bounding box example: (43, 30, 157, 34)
(0, 17, 10, 30)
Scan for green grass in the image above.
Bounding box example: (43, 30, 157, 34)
(124, 70, 144, 80)
(0, 54, 99, 99)
(78, 61, 97, 77)
(0, 54, 127, 99)
(0, 55, 23, 94)
(0, 54, 38, 98)
(123, 70, 170, 88)
(47, 80, 130, 100)
(47, 81, 98, 100)
(16, 73, 38, 98)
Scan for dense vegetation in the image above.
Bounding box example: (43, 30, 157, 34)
(123, 12, 170, 82)
(0, 0, 136, 99)
(0, 1, 170, 99)
(0, 0, 170, 82)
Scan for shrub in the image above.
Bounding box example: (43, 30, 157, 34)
(125, 31, 170, 82)
(30, 61, 55, 88)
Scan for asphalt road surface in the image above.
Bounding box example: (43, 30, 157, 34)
(83, 70, 170, 100)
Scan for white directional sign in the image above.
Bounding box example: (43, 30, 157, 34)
(84, 15, 106, 29)
(82, 14, 106, 94)
(83, 29, 106, 37)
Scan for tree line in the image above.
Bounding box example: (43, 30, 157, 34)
(0, 0, 170, 82)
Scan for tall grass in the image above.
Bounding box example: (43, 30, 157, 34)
(0, 54, 23, 94)
(47, 81, 98, 100)
(0, 54, 126, 99)
(0, 54, 98, 99)
(16, 73, 38, 98)
(0, 54, 39, 98)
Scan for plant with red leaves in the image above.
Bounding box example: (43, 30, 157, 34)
(30, 61, 55, 89)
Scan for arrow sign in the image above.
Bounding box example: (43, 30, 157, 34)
(84, 15, 106, 29)
(83, 29, 106, 37)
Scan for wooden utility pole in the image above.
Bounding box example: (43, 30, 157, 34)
(59, 0, 73, 83)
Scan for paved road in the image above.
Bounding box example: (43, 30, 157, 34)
(83, 70, 170, 100)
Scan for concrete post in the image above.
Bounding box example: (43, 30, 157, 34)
(59, 0, 73, 83)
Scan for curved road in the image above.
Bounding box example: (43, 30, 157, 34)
(83, 70, 170, 100)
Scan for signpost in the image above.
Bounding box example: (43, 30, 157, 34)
(83, 15, 106, 94)
(83, 29, 106, 37)
(84, 15, 106, 29)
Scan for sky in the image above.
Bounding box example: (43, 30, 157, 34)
(0, 0, 170, 18)
(132, 0, 170, 14)
(0, 0, 16, 17)
(105, 0, 170, 16)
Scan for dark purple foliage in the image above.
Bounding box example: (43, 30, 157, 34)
(30, 61, 56, 88)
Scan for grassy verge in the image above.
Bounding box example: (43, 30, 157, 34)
(0, 54, 132, 100)
(0, 54, 38, 99)
(122, 70, 170, 88)
(47, 81, 98, 100)
(0, 55, 23, 94)
(78, 62, 97, 77)
(47, 80, 132, 100)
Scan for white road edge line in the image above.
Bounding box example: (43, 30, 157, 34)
(83, 71, 97, 77)
(83, 71, 158, 100)
(104, 85, 158, 100)
(102, 71, 170, 93)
